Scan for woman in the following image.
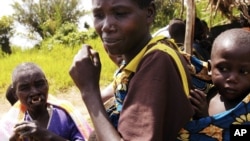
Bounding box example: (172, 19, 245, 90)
(0, 62, 92, 141)
(69, 0, 194, 140)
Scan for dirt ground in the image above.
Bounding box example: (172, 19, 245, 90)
(0, 87, 92, 125)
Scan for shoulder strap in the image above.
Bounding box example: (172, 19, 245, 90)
(144, 39, 189, 97)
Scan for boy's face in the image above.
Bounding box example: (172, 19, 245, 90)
(15, 69, 48, 111)
(92, 0, 153, 56)
(210, 39, 250, 101)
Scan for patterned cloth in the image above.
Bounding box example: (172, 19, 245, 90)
(170, 39, 212, 93)
(0, 94, 92, 140)
(106, 60, 132, 128)
(177, 93, 250, 141)
(181, 51, 212, 93)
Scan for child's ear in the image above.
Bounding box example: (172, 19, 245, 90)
(207, 60, 212, 76)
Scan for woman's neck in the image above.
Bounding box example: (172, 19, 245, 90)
(124, 34, 152, 63)
(27, 104, 50, 128)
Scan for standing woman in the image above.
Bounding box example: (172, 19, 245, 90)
(69, 0, 194, 140)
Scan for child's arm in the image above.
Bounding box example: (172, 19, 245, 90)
(189, 89, 209, 119)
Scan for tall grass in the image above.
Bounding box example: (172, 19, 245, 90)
(0, 38, 117, 95)
(0, 0, 231, 96)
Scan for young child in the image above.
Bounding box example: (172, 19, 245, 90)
(190, 28, 250, 119)
(208, 28, 250, 114)
(180, 28, 250, 140)
(69, 0, 194, 140)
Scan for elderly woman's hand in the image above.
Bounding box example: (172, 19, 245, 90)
(11, 121, 67, 141)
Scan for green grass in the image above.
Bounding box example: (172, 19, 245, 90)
(0, 0, 232, 96)
(0, 38, 117, 95)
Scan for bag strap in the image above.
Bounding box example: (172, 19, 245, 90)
(144, 40, 189, 97)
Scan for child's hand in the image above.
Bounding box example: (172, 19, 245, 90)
(189, 89, 209, 119)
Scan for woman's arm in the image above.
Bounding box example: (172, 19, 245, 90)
(69, 45, 123, 141)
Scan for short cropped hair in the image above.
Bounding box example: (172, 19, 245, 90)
(12, 62, 46, 88)
(168, 19, 186, 44)
(212, 28, 250, 58)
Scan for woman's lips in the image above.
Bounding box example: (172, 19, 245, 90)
(103, 38, 121, 46)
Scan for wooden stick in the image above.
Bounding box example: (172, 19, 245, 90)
(184, 0, 195, 54)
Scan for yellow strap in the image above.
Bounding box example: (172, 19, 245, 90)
(144, 43, 189, 96)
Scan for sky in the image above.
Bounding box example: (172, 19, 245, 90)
(0, 0, 92, 16)
(0, 0, 93, 48)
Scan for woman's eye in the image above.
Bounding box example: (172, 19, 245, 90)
(93, 12, 104, 19)
(116, 12, 126, 16)
(18, 85, 30, 91)
(35, 80, 46, 88)
(93, 14, 102, 19)
(115, 12, 128, 17)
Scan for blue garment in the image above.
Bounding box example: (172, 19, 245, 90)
(177, 93, 250, 141)
(25, 104, 85, 141)
(193, 42, 210, 61)
(190, 56, 210, 92)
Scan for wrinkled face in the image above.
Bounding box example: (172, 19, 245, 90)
(15, 69, 48, 111)
(210, 40, 250, 102)
(92, 0, 152, 56)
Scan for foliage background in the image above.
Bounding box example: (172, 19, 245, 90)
(0, 38, 117, 95)
(0, 0, 234, 96)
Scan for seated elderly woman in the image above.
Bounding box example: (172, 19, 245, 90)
(0, 62, 92, 141)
